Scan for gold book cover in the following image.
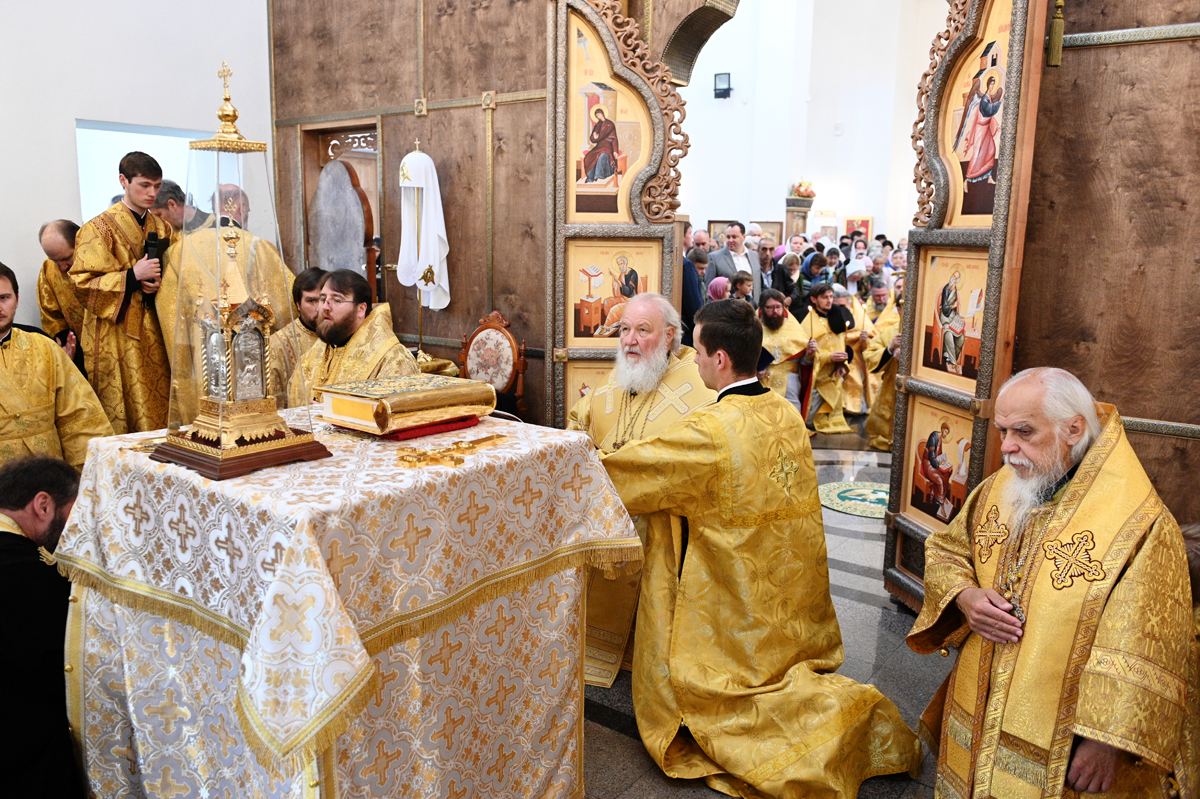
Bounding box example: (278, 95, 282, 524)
(317, 374, 497, 435)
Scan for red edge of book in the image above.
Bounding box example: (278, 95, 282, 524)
(378, 416, 480, 441)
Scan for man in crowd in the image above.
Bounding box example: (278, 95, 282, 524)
(705, 222, 761, 304)
(824, 244, 844, 284)
(692, 228, 709, 252)
(36, 219, 87, 374)
(679, 223, 703, 348)
(0, 456, 87, 797)
(687, 247, 709, 287)
(158, 183, 295, 422)
(864, 312, 901, 451)
(272, 267, 326, 408)
(288, 270, 418, 406)
(870, 253, 893, 289)
(909, 367, 1194, 797)
(758, 289, 810, 416)
(0, 264, 112, 469)
(868, 279, 900, 328)
(788, 234, 808, 258)
(568, 293, 715, 685)
(150, 179, 212, 239)
(70, 151, 172, 434)
(799, 282, 854, 434)
(759, 236, 793, 300)
(600, 298, 919, 798)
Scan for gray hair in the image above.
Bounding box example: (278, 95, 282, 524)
(999, 367, 1102, 462)
(626, 293, 683, 354)
(832, 284, 852, 299)
(153, 179, 186, 209)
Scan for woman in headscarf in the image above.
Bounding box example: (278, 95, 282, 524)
(707, 276, 729, 302)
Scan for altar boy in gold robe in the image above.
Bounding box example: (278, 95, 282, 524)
(802, 282, 855, 434)
(601, 299, 920, 799)
(0, 264, 112, 470)
(567, 293, 715, 686)
(864, 321, 900, 451)
(909, 367, 1193, 798)
(287, 270, 418, 406)
(70, 152, 172, 434)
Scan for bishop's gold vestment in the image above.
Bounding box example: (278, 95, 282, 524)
(864, 322, 899, 452)
(0, 329, 113, 469)
(157, 228, 296, 423)
(602, 389, 920, 798)
(567, 347, 716, 687)
(270, 318, 319, 409)
(802, 309, 853, 434)
(36, 259, 85, 340)
(70, 203, 172, 434)
(287, 303, 418, 406)
(908, 406, 1193, 799)
(760, 312, 809, 407)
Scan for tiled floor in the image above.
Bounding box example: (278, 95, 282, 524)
(581, 438, 953, 798)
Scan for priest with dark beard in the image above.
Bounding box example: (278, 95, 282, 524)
(286, 270, 418, 406)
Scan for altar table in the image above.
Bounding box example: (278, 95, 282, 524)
(57, 414, 640, 798)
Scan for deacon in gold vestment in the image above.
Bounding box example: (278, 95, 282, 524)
(602, 300, 919, 799)
(0, 266, 112, 470)
(287, 270, 417, 406)
(758, 289, 812, 417)
(864, 322, 900, 451)
(802, 283, 855, 434)
(833, 286, 876, 416)
(70, 153, 172, 434)
(270, 268, 325, 408)
(567, 294, 716, 686)
(36, 221, 85, 344)
(157, 187, 296, 422)
(908, 368, 1193, 799)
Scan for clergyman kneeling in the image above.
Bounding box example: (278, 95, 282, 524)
(600, 298, 920, 798)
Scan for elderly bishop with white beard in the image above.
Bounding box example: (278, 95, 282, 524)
(908, 367, 1193, 798)
(568, 293, 716, 686)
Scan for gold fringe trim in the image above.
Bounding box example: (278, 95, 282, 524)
(236, 662, 379, 778)
(54, 553, 249, 649)
(39, 546, 57, 565)
(360, 539, 643, 654)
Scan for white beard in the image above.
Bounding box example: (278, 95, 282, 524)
(1001, 451, 1069, 533)
(614, 342, 670, 395)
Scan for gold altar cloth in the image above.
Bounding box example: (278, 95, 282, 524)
(57, 411, 640, 792)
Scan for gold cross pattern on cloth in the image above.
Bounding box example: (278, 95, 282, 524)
(769, 450, 800, 491)
(1043, 530, 1106, 589)
(393, 435, 507, 468)
(973, 505, 1010, 564)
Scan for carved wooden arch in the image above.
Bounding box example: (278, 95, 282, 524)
(576, 0, 690, 224)
(660, 0, 740, 88)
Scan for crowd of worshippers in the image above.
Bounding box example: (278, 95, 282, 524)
(676, 220, 905, 449)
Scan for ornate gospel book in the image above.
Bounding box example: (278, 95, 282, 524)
(317, 374, 497, 435)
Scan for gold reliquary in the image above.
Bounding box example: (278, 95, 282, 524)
(151, 60, 330, 479)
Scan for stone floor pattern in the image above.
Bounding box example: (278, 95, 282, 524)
(580, 441, 954, 798)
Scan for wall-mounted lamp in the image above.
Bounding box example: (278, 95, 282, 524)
(714, 73, 731, 99)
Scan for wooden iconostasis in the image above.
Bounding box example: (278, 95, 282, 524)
(885, 0, 1200, 609)
(268, 0, 735, 425)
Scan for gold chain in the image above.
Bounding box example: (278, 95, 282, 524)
(612, 390, 654, 450)
(997, 508, 1053, 624)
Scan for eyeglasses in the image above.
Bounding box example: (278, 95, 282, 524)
(318, 295, 356, 307)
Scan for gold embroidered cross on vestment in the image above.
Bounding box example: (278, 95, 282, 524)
(1043, 530, 1106, 589)
(769, 450, 800, 491)
(973, 505, 1010, 564)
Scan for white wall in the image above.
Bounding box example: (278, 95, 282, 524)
(677, 0, 947, 244)
(0, 1, 271, 326)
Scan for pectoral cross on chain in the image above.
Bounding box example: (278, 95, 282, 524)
(394, 435, 507, 468)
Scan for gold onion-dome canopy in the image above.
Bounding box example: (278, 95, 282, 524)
(191, 61, 267, 153)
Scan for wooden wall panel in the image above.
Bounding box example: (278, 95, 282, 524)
(491, 101, 548, 359)
(273, 127, 301, 270)
(1014, 39, 1200, 425)
(651, 0, 706, 64)
(271, 0, 418, 121)
(1065, 1, 1197, 33)
(424, 0, 547, 99)
(1127, 432, 1200, 524)
(382, 109, 488, 341)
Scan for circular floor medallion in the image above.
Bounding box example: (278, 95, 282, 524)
(818, 481, 889, 518)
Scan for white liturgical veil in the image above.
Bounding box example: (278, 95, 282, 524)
(398, 151, 450, 309)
